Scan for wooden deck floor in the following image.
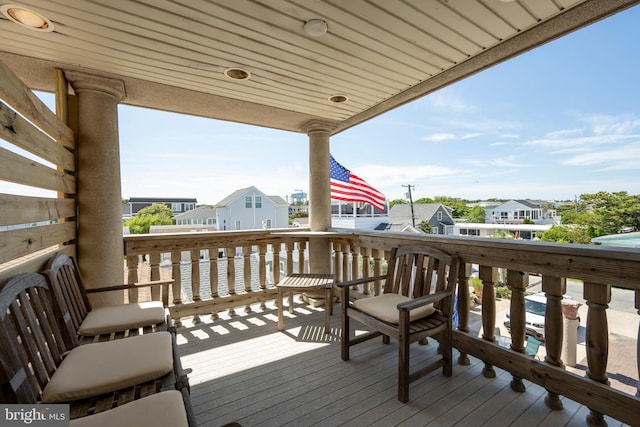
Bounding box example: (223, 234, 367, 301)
(175, 300, 628, 427)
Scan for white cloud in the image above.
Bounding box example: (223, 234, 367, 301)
(422, 133, 457, 142)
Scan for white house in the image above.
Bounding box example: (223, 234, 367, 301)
(486, 200, 558, 225)
(174, 206, 216, 227)
(215, 186, 289, 230)
(454, 222, 552, 240)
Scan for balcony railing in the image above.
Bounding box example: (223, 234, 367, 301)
(123, 229, 640, 426)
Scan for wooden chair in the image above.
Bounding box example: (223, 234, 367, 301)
(0, 272, 194, 425)
(44, 253, 174, 344)
(339, 244, 460, 402)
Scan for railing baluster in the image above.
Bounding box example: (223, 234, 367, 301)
(286, 242, 294, 275)
(542, 275, 565, 410)
(351, 245, 360, 285)
(190, 249, 201, 324)
(226, 246, 236, 317)
(480, 266, 498, 379)
(334, 242, 343, 283)
(171, 250, 182, 304)
(361, 247, 371, 294)
(149, 252, 161, 301)
(243, 245, 252, 313)
(584, 281, 611, 426)
(373, 249, 383, 296)
(273, 242, 281, 285)
(209, 247, 219, 320)
(298, 240, 306, 273)
(342, 243, 350, 282)
(126, 255, 139, 303)
(171, 250, 182, 326)
(457, 263, 472, 366)
(258, 243, 267, 310)
(506, 269, 526, 392)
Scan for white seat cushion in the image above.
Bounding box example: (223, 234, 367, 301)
(69, 391, 189, 427)
(78, 301, 166, 336)
(353, 293, 435, 324)
(42, 332, 174, 403)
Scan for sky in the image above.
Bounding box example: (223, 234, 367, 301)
(13, 5, 640, 206)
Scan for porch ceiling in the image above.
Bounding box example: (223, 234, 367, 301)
(0, 0, 637, 135)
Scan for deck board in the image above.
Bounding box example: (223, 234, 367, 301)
(175, 301, 631, 427)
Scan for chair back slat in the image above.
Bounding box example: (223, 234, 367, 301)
(385, 245, 458, 304)
(45, 254, 92, 333)
(0, 273, 73, 403)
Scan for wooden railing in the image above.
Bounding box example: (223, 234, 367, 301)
(123, 229, 640, 426)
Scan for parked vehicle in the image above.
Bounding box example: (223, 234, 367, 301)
(503, 292, 579, 340)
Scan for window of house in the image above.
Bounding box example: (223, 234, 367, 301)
(245, 196, 252, 208)
(437, 211, 443, 221)
(235, 220, 241, 230)
(185, 203, 195, 211)
(171, 203, 181, 212)
(255, 196, 262, 208)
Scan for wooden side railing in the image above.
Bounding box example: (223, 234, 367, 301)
(123, 228, 640, 426)
(123, 229, 310, 325)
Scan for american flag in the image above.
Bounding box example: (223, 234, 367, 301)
(330, 155, 386, 211)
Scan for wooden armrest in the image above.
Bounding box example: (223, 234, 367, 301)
(336, 275, 386, 288)
(85, 279, 174, 293)
(397, 290, 451, 311)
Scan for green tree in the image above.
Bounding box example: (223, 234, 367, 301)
(579, 191, 640, 234)
(414, 197, 434, 204)
(125, 204, 174, 234)
(466, 206, 486, 223)
(560, 191, 640, 235)
(540, 225, 592, 244)
(389, 199, 407, 209)
(433, 196, 469, 218)
(417, 220, 432, 234)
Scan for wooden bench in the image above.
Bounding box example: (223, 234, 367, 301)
(44, 253, 174, 345)
(339, 244, 460, 402)
(0, 272, 196, 426)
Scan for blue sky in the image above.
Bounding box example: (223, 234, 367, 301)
(15, 5, 640, 206)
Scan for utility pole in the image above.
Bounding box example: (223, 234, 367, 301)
(402, 184, 416, 227)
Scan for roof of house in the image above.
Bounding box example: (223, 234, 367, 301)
(129, 197, 197, 203)
(174, 206, 216, 220)
(389, 203, 454, 225)
(215, 186, 289, 207)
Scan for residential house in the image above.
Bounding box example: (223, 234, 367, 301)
(174, 206, 216, 227)
(215, 186, 289, 230)
(389, 203, 455, 235)
(486, 199, 558, 225)
(126, 197, 197, 216)
(454, 222, 551, 240)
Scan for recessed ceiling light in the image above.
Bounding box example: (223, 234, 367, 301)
(303, 19, 328, 37)
(1, 4, 54, 32)
(328, 95, 348, 103)
(224, 68, 251, 81)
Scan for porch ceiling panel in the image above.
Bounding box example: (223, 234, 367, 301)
(0, 0, 637, 134)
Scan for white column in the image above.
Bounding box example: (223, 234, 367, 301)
(65, 70, 126, 307)
(303, 120, 334, 273)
